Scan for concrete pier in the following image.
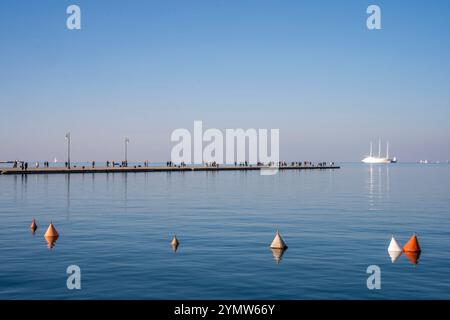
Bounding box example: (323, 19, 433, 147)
(0, 164, 340, 175)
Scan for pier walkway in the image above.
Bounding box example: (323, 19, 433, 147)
(0, 165, 340, 175)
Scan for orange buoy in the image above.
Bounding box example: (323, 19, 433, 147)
(44, 222, 59, 250)
(44, 222, 59, 238)
(30, 219, 37, 232)
(403, 234, 421, 252)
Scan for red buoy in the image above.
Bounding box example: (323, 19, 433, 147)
(403, 234, 421, 252)
(30, 219, 37, 232)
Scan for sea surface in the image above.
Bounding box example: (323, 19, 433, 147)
(0, 163, 449, 299)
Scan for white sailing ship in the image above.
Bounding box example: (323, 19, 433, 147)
(362, 140, 397, 164)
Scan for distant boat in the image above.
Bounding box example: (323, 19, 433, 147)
(362, 140, 396, 164)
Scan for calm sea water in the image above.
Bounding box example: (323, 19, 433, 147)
(0, 163, 449, 299)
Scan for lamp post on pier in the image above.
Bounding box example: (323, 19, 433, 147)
(124, 137, 130, 167)
(65, 132, 71, 169)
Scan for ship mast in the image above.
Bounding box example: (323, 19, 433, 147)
(378, 139, 381, 158)
(386, 141, 389, 159)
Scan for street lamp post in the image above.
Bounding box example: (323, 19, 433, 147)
(124, 137, 130, 167)
(65, 132, 71, 169)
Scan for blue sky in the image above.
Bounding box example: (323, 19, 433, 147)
(0, 0, 449, 162)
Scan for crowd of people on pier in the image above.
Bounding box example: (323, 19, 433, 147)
(166, 161, 189, 167)
(205, 162, 220, 167)
(163, 161, 334, 168)
(7, 159, 336, 171)
(163, 161, 336, 168)
(11, 160, 53, 170)
(12, 161, 28, 171)
(105, 161, 128, 168)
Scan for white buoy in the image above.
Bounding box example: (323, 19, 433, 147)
(387, 236, 402, 252)
(270, 230, 287, 250)
(387, 236, 402, 263)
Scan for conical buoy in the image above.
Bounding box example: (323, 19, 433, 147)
(270, 230, 287, 250)
(44, 222, 59, 238)
(44, 222, 59, 249)
(403, 234, 421, 252)
(30, 219, 37, 233)
(171, 234, 179, 252)
(387, 236, 402, 253)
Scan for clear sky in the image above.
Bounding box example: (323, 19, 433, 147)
(1, 0, 449, 162)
